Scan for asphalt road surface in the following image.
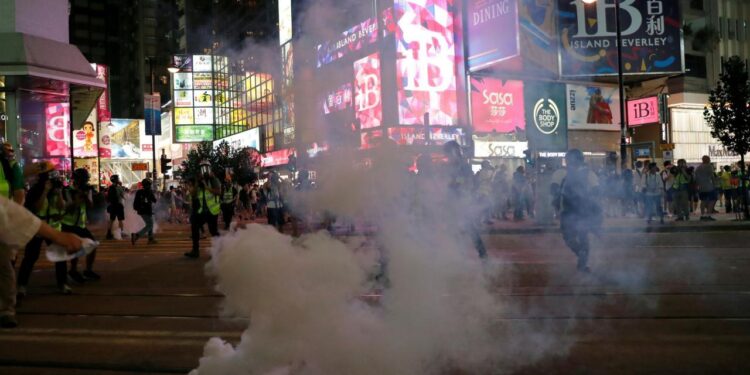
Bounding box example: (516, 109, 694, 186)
(1, 222, 748, 374)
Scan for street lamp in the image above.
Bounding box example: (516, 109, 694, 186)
(582, 0, 628, 168)
(167, 65, 180, 74)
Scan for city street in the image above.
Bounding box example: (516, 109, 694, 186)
(1, 222, 749, 374)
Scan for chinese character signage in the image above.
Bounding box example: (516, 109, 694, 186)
(175, 125, 213, 143)
(558, 0, 682, 76)
(395, 0, 458, 126)
(524, 82, 567, 152)
(171, 54, 229, 142)
(93, 64, 111, 122)
(627, 96, 659, 127)
(323, 83, 353, 115)
(354, 53, 383, 129)
(470, 77, 525, 133)
(467, 0, 520, 71)
(566, 84, 621, 131)
(45, 103, 71, 157)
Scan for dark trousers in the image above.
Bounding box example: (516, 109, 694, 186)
(561, 214, 590, 269)
(17, 236, 67, 287)
(191, 212, 219, 253)
(221, 203, 234, 230)
(61, 225, 97, 272)
(267, 207, 284, 232)
(645, 195, 663, 221)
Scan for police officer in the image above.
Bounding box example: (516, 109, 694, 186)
(0, 142, 25, 205)
(184, 161, 221, 258)
(62, 168, 100, 283)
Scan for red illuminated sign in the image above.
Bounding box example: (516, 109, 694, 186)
(470, 77, 525, 133)
(45, 103, 71, 157)
(354, 53, 382, 129)
(627, 96, 660, 127)
(261, 148, 296, 167)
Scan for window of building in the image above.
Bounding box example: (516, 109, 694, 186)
(728, 18, 737, 40)
(685, 54, 707, 78)
(690, 0, 703, 10)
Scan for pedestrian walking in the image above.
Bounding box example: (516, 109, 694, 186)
(265, 172, 285, 232)
(17, 169, 71, 297)
(184, 162, 221, 258)
(131, 179, 158, 245)
(558, 149, 601, 272)
(643, 163, 664, 224)
(694, 155, 718, 221)
(105, 175, 126, 240)
(672, 159, 692, 221)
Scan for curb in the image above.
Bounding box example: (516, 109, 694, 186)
(483, 223, 750, 235)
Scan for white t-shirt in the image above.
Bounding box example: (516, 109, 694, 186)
(0, 195, 42, 250)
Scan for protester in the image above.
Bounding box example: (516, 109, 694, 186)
(1, 142, 25, 205)
(512, 166, 528, 221)
(184, 162, 221, 258)
(265, 172, 285, 232)
(558, 149, 600, 272)
(62, 168, 100, 282)
(17, 169, 71, 297)
(0, 195, 83, 328)
(220, 176, 238, 230)
(474, 161, 495, 224)
(720, 166, 735, 213)
(694, 155, 718, 221)
(132, 179, 158, 245)
(105, 175, 126, 240)
(643, 163, 664, 224)
(672, 159, 692, 221)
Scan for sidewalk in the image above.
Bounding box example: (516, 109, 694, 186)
(482, 212, 750, 234)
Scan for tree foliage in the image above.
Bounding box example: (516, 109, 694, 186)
(180, 141, 261, 185)
(704, 56, 750, 157)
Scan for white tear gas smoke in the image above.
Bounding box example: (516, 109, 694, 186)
(122, 191, 159, 236)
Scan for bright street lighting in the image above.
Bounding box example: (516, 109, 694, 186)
(167, 65, 180, 74)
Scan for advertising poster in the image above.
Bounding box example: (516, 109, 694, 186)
(279, 0, 293, 45)
(395, 0, 458, 126)
(213, 127, 260, 150)
(175, 108, 194, 125)
(474, 138, 527, 158)
(317, 17, 379, 67)
(172, 55, 193, 72)
(566, 84, 620, 131)
(558, 0, 683, 76)
(73, 108, 98, 158)
(518, 0, 558, 74)
(193, 55, 213, 72)
(194, 107, 213, 124)
(108, 119, 144, 159)
(467, 0, 520, 71)
(470, 77, 525, 133)
(94, 64, 111, 122)
(45, 103, 71, 157)
(144, 93, 161, 136)
(174, 90, 193, 107)
(173, 73, 193, 90)
(387, 127, 464, 146)
(99, 121, 112, 158)
(193, 73, 213, 90)
(261, 148, 296, 167)
(158, 112, 173, 148)
(193, 90, 213, 107)
(323, 83, 353, 115)
(175, 125, 213, 143)
(361, 130, 383, 150)
(73, 158, 99, 186)
(627, 96, 660, 127)
(524, 82, 567, 151)
(354, 53, 382, 129)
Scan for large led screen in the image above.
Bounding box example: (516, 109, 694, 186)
(45, 103, 70, 157)
(354, 53, 383, 129)
(558, 0, 683, 76)
(566, 84, 620, 131)
(317, 17, 379, 67)
(395, 0, 458, 126)
(470, 77, 525, 133)
(467, 0, 520, 71)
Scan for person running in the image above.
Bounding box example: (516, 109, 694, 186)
(62, 168, 100, 283)
(643, 163, 664, 224)
(558, 149, 601, 272)
(105, 175, 126, 240)
(17, 169, 72, 296)
(131, 179, 158, 245)
(220, 177, 238, 230)
(694, 156, 718, 221)
(184, 162, 221, 258)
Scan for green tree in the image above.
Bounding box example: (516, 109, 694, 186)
(704, 56, 750, 220)
(181, 141, 260, 184)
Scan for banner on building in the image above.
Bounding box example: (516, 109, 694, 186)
(470, 77, 525, 134)
(566, 84, 621, 131)
(73, 106, 98, 158)
(144, 93, 162, 136)
(467, 0, 520, 71)
(93, 64, 111, 122)
(473, 139, 528, 158)
(627, 96, 660, 127)
(354, 53, 383, 129)
(524, 82, 567, 152)
(45, 103, 71, 157)
(558, 0, 683, 76)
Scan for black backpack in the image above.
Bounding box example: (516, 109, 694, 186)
(133, 190, 146, 213)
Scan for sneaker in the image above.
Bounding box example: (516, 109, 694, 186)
(68, 270, 86, 284)
(58, 284, 73, 295)
(0, 315, 18, 329)
(706, 216, 716, 221)
(83, 270, 101, 281)
(131, 233, 138, 246)
(183, 251, 199, 258)
(147, 238, 158, 245)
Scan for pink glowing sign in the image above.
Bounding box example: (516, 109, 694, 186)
(45, 103, 71, 157)
(354, 53, 383, 129)
(470, 77, 525, 133)
(261, 148, 296, 167)
(627, 96, 660, 127)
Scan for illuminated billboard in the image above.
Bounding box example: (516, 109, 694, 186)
(93, 64, 111, 122)
(627, 96, 660, 127)
(388, 127, 465, 146)
(354, 53, 382, 129)
(107, 119, 146, 159)
(171, 54, 229, 143)
(395, 0, 458, 126)
(279, 0, 292, 45)
(467, 0, 520, 71)
(323, 83, 353, 115)
(261, 148, 296, 167)
(470, 77, 525, 134)
(566, 84, 620, 131)
(73, 108, 98, 158)
(45, 103, 71, 157)
(317, 17, 379, 67)
(558, 0, 683, 76)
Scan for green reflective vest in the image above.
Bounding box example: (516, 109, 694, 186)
(0, 160, 18, 198)
(196, 187, 221, 215)
(222, 187, 235, 204)
(40, 195, 64, 231)
(62, 189, 87, 228)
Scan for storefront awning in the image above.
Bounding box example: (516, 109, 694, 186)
(0, 32, 106, 127)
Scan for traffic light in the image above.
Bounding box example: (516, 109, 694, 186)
(160, 155, 172, 174)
